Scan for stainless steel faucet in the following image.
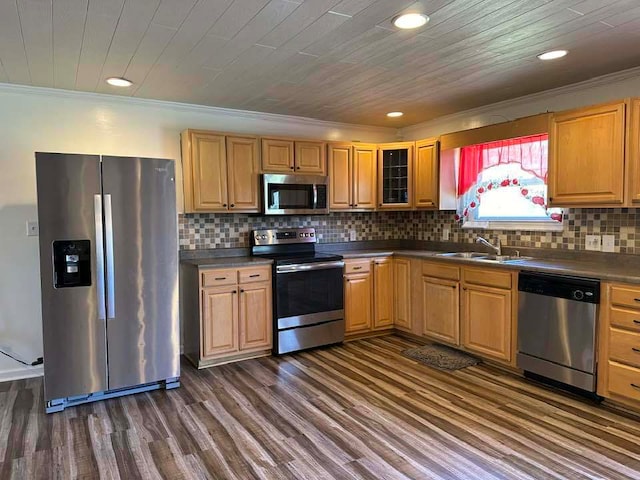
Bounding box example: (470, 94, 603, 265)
(476, 236, 501, 256)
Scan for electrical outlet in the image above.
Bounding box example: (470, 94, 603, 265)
(602, 235, 615, 253)
(26, 220, 38, 236)
(585, 234, 601, 251)
(349, 230, 357, 242)
(442, 227, 450, 241)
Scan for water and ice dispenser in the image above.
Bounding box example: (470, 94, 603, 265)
(52, 240, 91, 288)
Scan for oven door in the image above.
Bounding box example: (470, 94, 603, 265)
(263, 174, 328, 215)
(275, 261, 344, 329)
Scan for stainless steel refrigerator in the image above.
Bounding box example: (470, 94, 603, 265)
(35, 153, 180, 413)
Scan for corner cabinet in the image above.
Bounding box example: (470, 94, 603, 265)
(377, 142, 414, 210)
(262, 138, 326, 175)
(181, 130, 260, 213)
(181, 264, 273, 368)
(328, 143, 377, 211)
(414, 138, 439, 209)
(548, 101, 626, 206)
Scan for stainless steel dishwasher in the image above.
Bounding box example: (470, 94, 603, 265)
(517, 271, 600, 392)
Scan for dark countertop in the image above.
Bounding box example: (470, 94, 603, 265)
(180, 243, 640, 284)
(181, 257, 273, 268)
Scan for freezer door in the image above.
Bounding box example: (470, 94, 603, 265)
(35, 153, 108, 401)
(101, 156, 179, 389)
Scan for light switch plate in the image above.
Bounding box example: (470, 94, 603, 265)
(349, 230, 357, 242)
(602, 235, 615, 253)
(442, 227, 450, 241)
(26, 220, 38, 236)
(585, 234, 601, 251)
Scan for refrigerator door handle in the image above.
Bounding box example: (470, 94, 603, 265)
(94, 194, 106, 321)
(104, 194, 116, 320)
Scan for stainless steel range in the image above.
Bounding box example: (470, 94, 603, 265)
(251, 228, 344, 354)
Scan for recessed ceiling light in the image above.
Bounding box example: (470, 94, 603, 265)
(537, 50, 568, 61)
(387, 111, 404, 118)
(392, 13, 429, 30)
(106, 77, 133, 87)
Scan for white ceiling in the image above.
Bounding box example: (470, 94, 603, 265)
(1, 0, 640, 127)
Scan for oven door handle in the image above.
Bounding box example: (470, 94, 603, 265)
(277, 261, 345, 273)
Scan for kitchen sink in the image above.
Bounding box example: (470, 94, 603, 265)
(435, 252, 532, 263)
(436, 252, 488, 259)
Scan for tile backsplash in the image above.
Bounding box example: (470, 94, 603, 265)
(179, 208, 640, 254)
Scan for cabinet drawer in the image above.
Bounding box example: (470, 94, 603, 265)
(422, 261, 460, 281)
(239, 266, 271, 284)
(463, 267, 512, 289)
(609, 328, 640, 368)
(607, 361, 640, 402)
(610, 285, 640, 309)
(201, 269, 237, 287)
(610, 307, 640, 332)
(345, 260, 371, 274)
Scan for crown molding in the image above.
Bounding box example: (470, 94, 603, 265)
(0, 82, 396, 135)
(400, 65, 640, 137)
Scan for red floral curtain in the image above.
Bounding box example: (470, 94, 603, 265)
(457, 134, 548, 195)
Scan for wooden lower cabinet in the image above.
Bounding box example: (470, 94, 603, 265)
(182, 264, 272, 368)
(597, 282, 640, 410)
(239, 282, 272, 352)
(461, 284, 512, 362)
(345, 271, 373, 334)
(393, 257, 412, 331)
(422, 276, 460, 345)
(373, 258, 393, 329)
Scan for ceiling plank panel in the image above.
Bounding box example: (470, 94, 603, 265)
(75, 0, 125, 91)
(151, 0, 199, 28)
(52, 0, 88, 90)
(17, 0, 54, 86)
(0, 1, 31, 83)
(122, 23, 178, 90)
(95, 0, 161, 94)
(207, 0, 272, 40)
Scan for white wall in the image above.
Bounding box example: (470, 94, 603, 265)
(401, 66, 640, 140)
(0, 84, 397, 381)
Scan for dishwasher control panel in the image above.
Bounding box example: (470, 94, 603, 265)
(518, 271, 600, 304)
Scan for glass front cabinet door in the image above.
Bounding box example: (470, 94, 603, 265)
(377, 142, 414, 210)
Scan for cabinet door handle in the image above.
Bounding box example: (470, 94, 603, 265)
(634, 298, 640, 302)
(634, 320, 640, 325)
(632, 347, 640, 353)
(290, 166, 294, 170)
(230, 204, 235, 208)
(240, 289, 244, 293)
(232, 290, 237, 294)
(354, 204, 358, 207)
(223, 203, 227, 207)
(631, 383, 640, 391)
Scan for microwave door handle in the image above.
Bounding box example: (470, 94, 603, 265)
(312, 184, 318, 210)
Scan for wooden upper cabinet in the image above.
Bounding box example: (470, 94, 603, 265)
(182, 131, 228, 212)
(423, 276, 459, 345)
(627, 99, 640, 204)
(226, 136, 260, 212)
(373, 258, 393, 330)
(328, 144, 352, 210)
(261, 138, 294, 172)
(353, 144, 377, 210)
(295, 141, 327, 174)
(378, 142, 414, 210)
(414, 138, 439, 209)
(549, 101, 626, 206)
(461, 284, 512, 362)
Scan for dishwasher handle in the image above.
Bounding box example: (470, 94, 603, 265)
(518, 271, 600, 304)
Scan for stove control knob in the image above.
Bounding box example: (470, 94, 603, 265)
(261, 235, 267, 240)
(310, 232, 314, 237)
(299, 233, 304, 237)
(304, 233, 309, 237)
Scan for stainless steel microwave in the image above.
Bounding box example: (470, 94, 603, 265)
(263, 174, 329, 215)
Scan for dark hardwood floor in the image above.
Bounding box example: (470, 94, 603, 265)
(1, 335, 640, 479)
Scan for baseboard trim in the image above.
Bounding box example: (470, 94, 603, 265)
(0, 365, 44, 383)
